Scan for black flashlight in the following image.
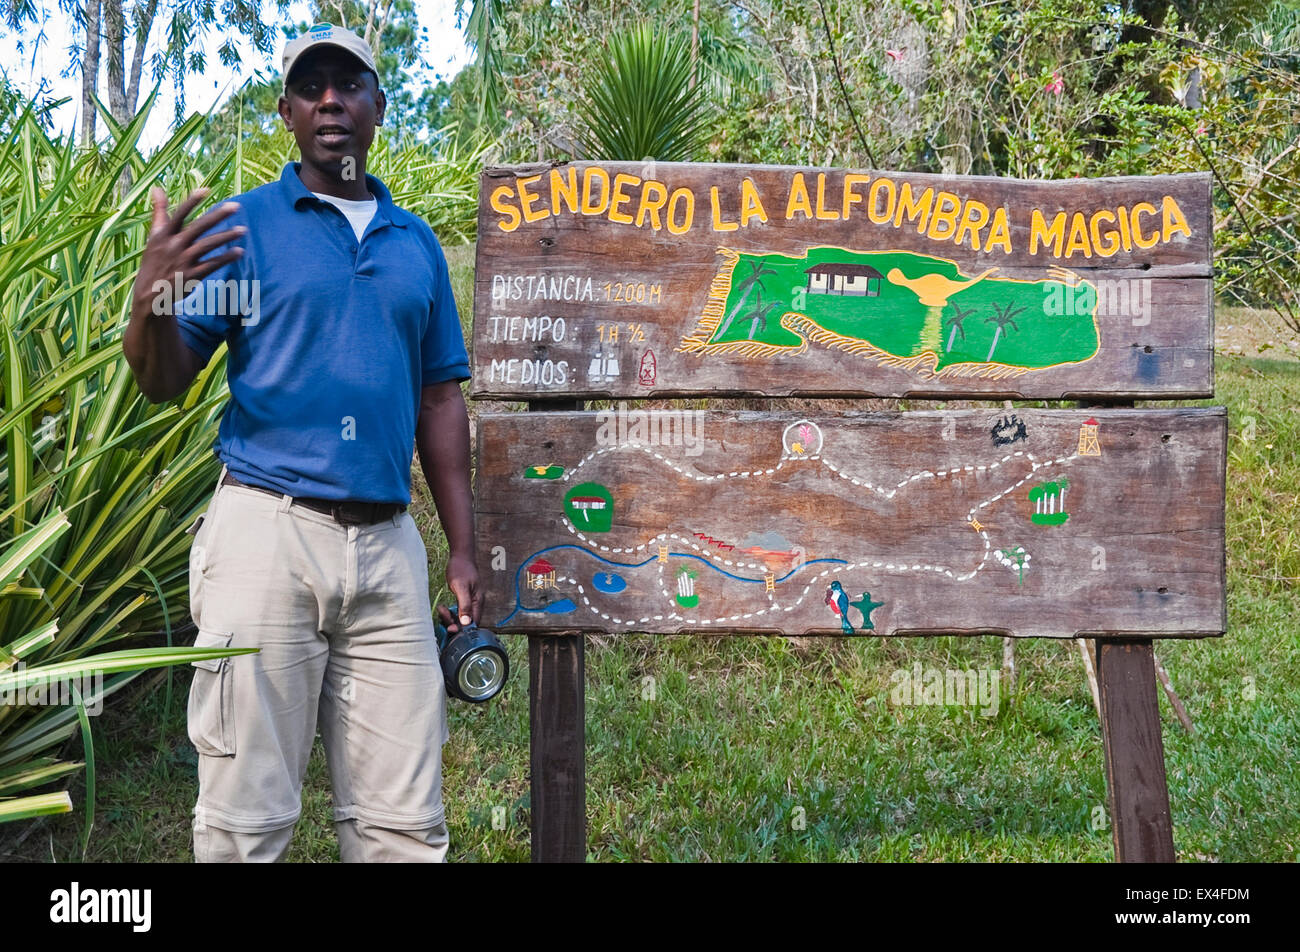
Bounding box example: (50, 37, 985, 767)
(435, 609, 509, 703)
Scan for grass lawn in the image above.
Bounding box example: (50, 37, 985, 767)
(2, 252, 1295, 862)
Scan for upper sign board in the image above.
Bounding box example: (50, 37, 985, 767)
(472, 163, 1212, 400)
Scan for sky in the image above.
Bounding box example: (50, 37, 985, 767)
(0, 0, 473, 150)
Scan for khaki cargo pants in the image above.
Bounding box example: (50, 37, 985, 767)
(186, 464, 450, 862)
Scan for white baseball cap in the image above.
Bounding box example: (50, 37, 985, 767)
(282, 23, 379, 85)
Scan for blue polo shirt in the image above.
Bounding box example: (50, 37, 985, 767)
(175, 162, 471, 505)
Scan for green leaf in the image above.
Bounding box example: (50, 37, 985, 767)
(0, 790, 73, 823)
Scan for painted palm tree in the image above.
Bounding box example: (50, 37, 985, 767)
(944, 303, 975, 351)
(984, 302, 1026, 361)
(717, 260, 777, 337)
(745, 293, 780, 340)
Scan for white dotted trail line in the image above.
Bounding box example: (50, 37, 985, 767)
(968, 451, 1078, 518)
(564, 443, 788, 483)
(560, 447, 1079, 569)
(562, 441, 1039, 500)
(574, 552, 1004, 630)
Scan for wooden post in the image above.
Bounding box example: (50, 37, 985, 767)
(1087, 394, 1174, 863)
(1096, 639, 1176, 862)
(529, 633, 585, 862)
(526, 399, 585, 863)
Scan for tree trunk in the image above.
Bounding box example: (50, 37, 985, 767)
(941, 0, 972, 174)
(986, 326, 1001, 361)
(1184, 66, 1202, 110)
(126, 0, 162, 116)
(690, 0, 700, 89)
(365, 0, 397, 47)
(80, 0, 103, 146)
(103, 0, 127, 125)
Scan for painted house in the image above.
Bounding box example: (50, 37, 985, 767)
(527, 558, 556, 590)
(569, 496, 607, 525)
(805, 262, 884, 297)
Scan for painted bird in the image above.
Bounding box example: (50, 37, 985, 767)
(825, 581, 854, 634)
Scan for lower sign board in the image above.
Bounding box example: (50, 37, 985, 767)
(476, 408, 1226, 638)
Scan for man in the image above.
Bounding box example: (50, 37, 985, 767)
(123, 23, 481, 862)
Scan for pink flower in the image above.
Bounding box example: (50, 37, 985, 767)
(1045, 71, 1064, 96)
(1195, 122, 1207, 135)
(886, 49, 904, 61)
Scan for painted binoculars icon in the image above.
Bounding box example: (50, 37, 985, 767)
(434, 608, 509, 703)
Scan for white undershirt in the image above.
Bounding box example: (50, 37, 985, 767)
(313, 190, 378, 241)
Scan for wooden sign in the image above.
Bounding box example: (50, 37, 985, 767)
(476, 407, 1225, 638)
(473, 163, 1213, 400)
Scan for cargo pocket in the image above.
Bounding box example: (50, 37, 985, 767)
(187, 629, 236, 757)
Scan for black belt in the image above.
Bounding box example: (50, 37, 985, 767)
(221, 472, 405, 526)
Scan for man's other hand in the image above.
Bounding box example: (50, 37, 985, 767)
(439, 551, 482, 634)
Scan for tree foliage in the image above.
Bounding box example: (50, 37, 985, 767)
(455, 0, 1300, 322)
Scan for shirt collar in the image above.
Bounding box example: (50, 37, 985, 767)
(280, 161, 407, 228)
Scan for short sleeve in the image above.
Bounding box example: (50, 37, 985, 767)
(420, 235, 471, 387)
(174, 202, 250, 365)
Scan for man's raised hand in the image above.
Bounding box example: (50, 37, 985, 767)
(131, 187, 246, 322)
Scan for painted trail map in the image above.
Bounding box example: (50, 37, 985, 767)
(475, 408, 1226, 638)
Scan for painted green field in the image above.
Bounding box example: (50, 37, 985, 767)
(705, 248, 1101, 371)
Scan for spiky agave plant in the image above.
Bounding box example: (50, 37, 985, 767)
(0, 512, 255, 831)
(0, 93, 257, 838)
(574, 22, 716, 162)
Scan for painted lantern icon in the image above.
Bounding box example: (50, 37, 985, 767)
(564, 482, 615, 531)
(638, 349, 657, 386)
